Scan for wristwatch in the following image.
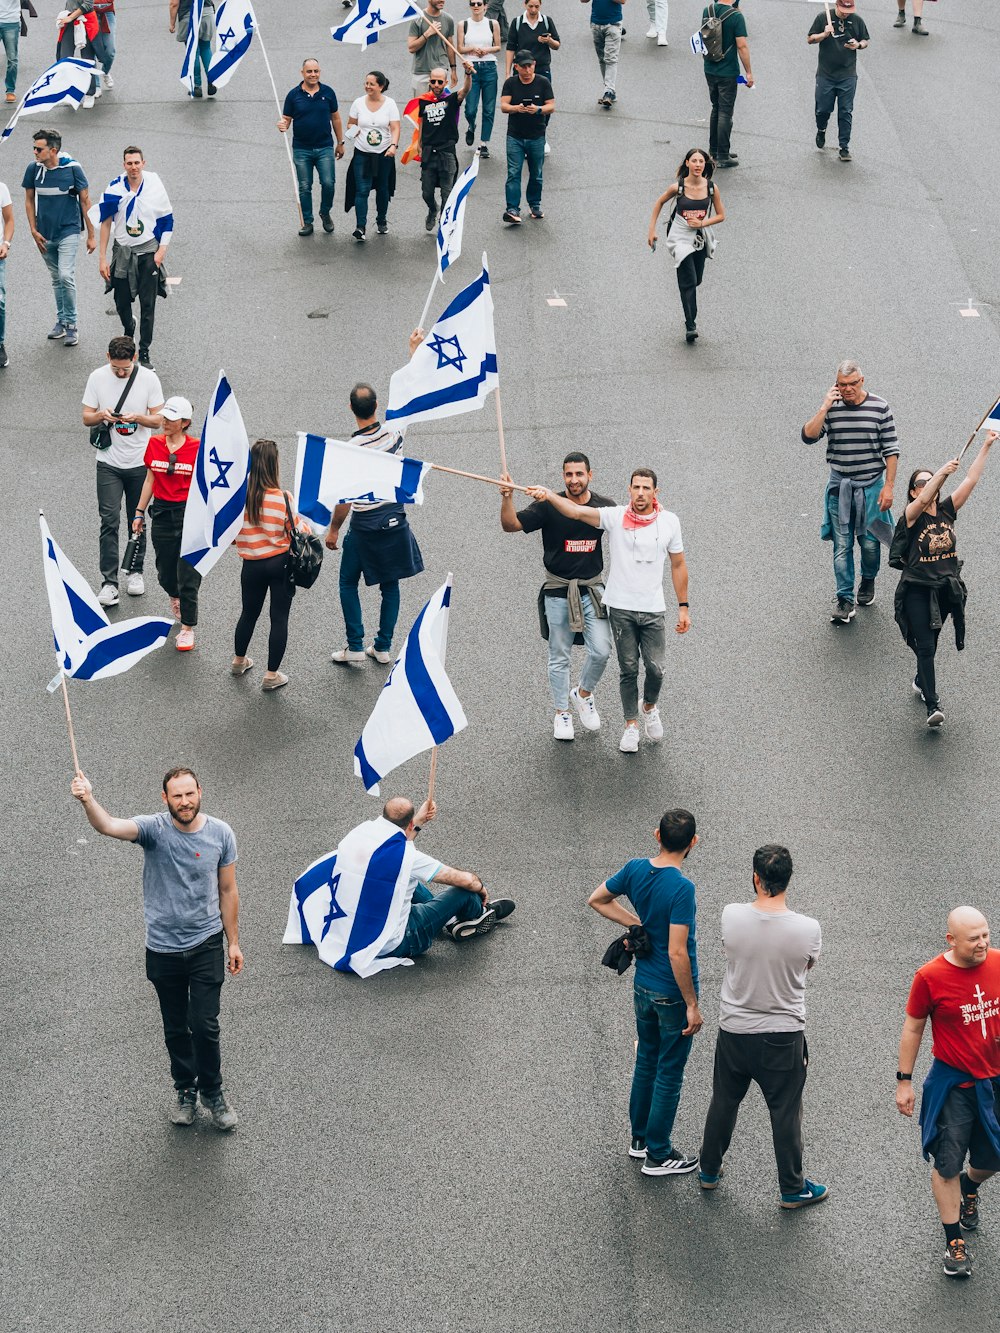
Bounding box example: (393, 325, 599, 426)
(896, 1071, 913, 1081)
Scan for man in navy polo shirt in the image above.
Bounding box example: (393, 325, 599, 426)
(22, 128, 95, 347)
(277, 58, 345, 237)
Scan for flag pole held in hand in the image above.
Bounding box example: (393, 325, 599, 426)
(259, 15, 306, 225)
(957, 395, 1000, 464)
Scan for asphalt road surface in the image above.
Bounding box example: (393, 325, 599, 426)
(4, 0, 1000, 1329)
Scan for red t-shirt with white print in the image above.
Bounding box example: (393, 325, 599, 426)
(907, 950, 1000, 1081)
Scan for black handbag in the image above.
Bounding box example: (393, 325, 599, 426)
(282, 491, 324, 589)
(89, 363, 138, 450)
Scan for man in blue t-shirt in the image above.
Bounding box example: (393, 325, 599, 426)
(581, 0, 624, 108)
(590, 807, 703, 1175)
(277, 57, 345, 237)
(71, 766, 243, 1132)
(22, 127, 95, 345)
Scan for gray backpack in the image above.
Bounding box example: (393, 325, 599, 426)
(700, 3, 735, 62)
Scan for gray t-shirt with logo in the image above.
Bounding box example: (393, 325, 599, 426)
(132, 813, 237, 953)
(718, 903, 822, 1034)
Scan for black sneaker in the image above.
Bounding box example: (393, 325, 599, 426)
(629, 1136, 647, 1159)
(893, 8, 906, 24)
(642, 1148, 699, 1176)
(207, 82, 218, 96)
(320, 211, 334, 233)
(816, 128, 826, 148)
(0, 343, 8, 368)
(912, 676, 925, 702)
(447, 906, 497, 940)
(685, 325, 698, 344)
(201, 1090, 238, 1131)
(425, 209, 438, 233)
(192, 86, 203, 98)
(139, 353, 156, 371)
(478, 144, 489, 159)
(376, 220, 388, 234)
(839, 147, 852, 162)
(502, 210, 522, 224)
(912, 18, 928, 34)
(961, 1189, 980, 1231)
(857, 577, 876, 605)
(598, 92, 612, 108)
(487, 898, 516, 922)
(352, 227, 366, 242)
(716, 155, 739, 168)
(926, 705, 945, 728)
(465, 125, 475, 145)
(944, 1237, 972, 1278)
(170, 1087, 198, 1126)
(831, 597, 856, 623)
(298, 223, 314, 237)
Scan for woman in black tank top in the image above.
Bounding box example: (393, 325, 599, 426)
(647, 148, 726, 344)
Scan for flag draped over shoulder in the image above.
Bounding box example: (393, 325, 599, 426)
(399, 92, 433, 164)
(1, 59, 96, 141)
(40, 516, 172, 681)
(385, 258, 498, 429)
(436, 154, 478, 279)
(180, 374, 250, 576)
(293, 432, 431, 529)
(332, 0, 420, 46)
(180, 0, 208, 95)
(354, 576, 467, 794)
(283, 818, 419, 977)
(208, 0, 257, 88)
(87, 171, 174, 246)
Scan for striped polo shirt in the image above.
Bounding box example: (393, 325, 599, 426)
(235, 488, 293, 560)
(804, 393, 899, 481)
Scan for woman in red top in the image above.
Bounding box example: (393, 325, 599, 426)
(131, 395, 202, 651)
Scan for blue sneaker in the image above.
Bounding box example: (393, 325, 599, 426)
(47, 322, 66, 340)
(63, 325, 79, 347)
(699, 1168, 723, 1190)
(780, 1179, 829, 1210)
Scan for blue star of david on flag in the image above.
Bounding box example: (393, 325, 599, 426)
(207, 0, 258, 90)
(426, 333, 467, 374)
(320, 874, 348, 940)
(209, 447, 234, 489)
(366, 8, 385, 26)
(180, 373, 251, 576)
(2, 58, 97, 141)
(331, 0, 420, 47)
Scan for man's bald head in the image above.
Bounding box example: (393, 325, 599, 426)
(946, 906, 990, 967)
(383, 797, 415, 830)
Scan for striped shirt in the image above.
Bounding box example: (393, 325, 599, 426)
(235, 489, 293, 560)
(803, 393, 899, 481)
(350, 422, 405, 514)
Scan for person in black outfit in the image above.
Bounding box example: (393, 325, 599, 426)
(505, 0, 560, 149)
(807, 0, 869, 162)
(500, 51, 554, 223)
(647, 149, 726, 343)
(418, 63, 473, 232)
(894, 431, 996, 729)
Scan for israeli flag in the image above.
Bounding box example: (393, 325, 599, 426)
(40, 515, 172, 682)
(180, 0, 208, 96)
(690, 30, 707, 55)
(385, 257, 499, 429)
(293, 432, 431, 529)
(436, 154, 479, 280)
(1, 58, 97, 141)
(332, 0, 420, 46)
(208, 0, 257, 89)
(180, 373, 251, 577)
(355, 576, 467, 794)
(983, 397, 1000, 431)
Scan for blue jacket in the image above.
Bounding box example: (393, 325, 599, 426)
(919, 1058, 1000, 1162)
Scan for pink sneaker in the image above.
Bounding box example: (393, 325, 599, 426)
(175, 628, 195, 651)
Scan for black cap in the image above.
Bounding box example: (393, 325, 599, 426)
(513, 48, 536, 65)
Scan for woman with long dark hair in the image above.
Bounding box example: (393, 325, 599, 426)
(231, 439, 303, 692)
(894, 430, 997, 728)
(647, 148, 726, 344)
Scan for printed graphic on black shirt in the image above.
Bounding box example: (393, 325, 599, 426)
(909, 496, 958, 577)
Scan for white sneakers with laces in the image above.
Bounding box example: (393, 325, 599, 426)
(643, 705, 664, 741)
(570, 686, 601, 731)
(98, 583, 119, 607)
(553, 711, 574, 741)
(126, 573, 144, 596)
(619, 723, 640, 753)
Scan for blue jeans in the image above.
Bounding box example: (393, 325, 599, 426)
(41, 232, 80, 328)
(505, 134, 544, 212)
(91, 11, 116, 74)
(465, 62, 498, 143)
(352, 151, 391, 229)
(0, 21, 18, 95)
(386, 882, 484, 958)
(630, 984, 694, 1161)
(293, 145, 335, 224)
(545, 592, 612, 712)
(339, 526, 400, 652)
(0, 256, 6, 344)
(192, 36, 213, 88)
(826, 485, 880, 602)
(815, 71, 857, 150)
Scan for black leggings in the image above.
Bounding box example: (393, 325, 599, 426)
(676, 250, 707, 330)
(904, 585, 945, 709)
(234, 553, 295, 672)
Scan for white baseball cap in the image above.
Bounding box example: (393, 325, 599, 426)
(161, 396, 193, 421)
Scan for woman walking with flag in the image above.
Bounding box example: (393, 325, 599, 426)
(893, 431, 997, 729)
(647, 148, 725, 344)
(344, 71, 400, 240)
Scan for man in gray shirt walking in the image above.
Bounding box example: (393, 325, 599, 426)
(698, 844, 828, 1208)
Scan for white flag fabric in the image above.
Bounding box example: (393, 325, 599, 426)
(88, 170, 174, 247)
(40, 516, 172, 681)
(283, 819, 419, 977)
(331, 0, 420, 46)
(354, 576, 466, 794)
(982, 397, 1000, 432)
(385, 257, 498, 429)
(435, 154, 479, 280)
(180, 0, 209, 95)
(207, 0, 257, 88)
(293, 432, 431, 529)
(180, 374, 251, 576)
(1, 58, 96, 141)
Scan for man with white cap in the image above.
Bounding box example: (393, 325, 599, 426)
(807, 0, 869, 162)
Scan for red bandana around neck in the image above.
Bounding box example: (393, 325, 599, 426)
(623, 499, 661, 530)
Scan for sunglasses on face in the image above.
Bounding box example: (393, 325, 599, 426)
(429, 78, 446, 85)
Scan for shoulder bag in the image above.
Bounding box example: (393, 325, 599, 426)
(89, 363, 139, 450)
(282, 491, 324, 588)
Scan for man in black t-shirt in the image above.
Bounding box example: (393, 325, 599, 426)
(418, 64, 473, 231)
(807, 0, 869, 162)
(500, 51, 554, 223)
(506, 0, 560, 152)
(500, 453, 614, 741)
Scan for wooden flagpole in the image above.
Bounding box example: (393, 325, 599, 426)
(257, 16, 306, 226)
(430, 462, 531, 492)
(417, 9, 465, 66)
(417, 267, 440, 337)
(493, 387, 509, 479)
(60, 673, 82, 775)
(427, 746, 438, 801)
(957, 399, 999, 464)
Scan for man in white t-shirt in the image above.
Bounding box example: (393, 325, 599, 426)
(697, 844, 828, 1209)
(81, 334, 164, 605)
(0, 176, 11, 369)
(526, 467, 690, 753)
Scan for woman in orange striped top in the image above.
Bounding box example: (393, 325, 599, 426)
(231, 439, 303, 692)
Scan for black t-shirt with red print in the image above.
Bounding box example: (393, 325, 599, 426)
(517, 490, 615, 590)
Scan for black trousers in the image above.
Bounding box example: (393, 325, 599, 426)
(421, 147, 458, 214)
(699, 1029, 809, 1194)
(145, 931, 225, 1096)
(113, 251, 159, 355)
(234, 552, 295, 672)
(904, 585, 944, 710)
(149, 499, 202, 625)
(706, 74, 738, 159)
(676, 249, 707, 330)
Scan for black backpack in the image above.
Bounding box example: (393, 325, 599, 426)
(700, 2, 735, 62)
(888, 513, 913, 570)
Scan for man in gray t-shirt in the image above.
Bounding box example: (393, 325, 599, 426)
(698, 845, 828, 1209)
(408, 0, 457, 93)
(71, 766, 242, 1131)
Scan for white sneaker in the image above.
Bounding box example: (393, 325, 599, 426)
(365, 645, 392, 664)
(126, 573, 145, 596)
(643, 705, 664, 741)
(98, 583, 119, 606)
(544, 141, 551, 156)
(330, 647, 366, 664)
(645, 24, 657, 37)
(619, 724, 640, 753)
(92, 81, 102, 98)
(82, 94, 95, 108)
(103, 72, 114, 88)
(553, 711, 575, 741)
(657, 30, 668, 45)
(570, 686, 601, 732)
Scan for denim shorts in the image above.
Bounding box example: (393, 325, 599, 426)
(930, 1084, 1000, 1178)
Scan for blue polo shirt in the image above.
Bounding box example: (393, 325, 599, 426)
(590, 0, 623, 23)
(606, 859, 698, 999)
(21, 155, 88, 243)
(281, 82, 339, 150)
